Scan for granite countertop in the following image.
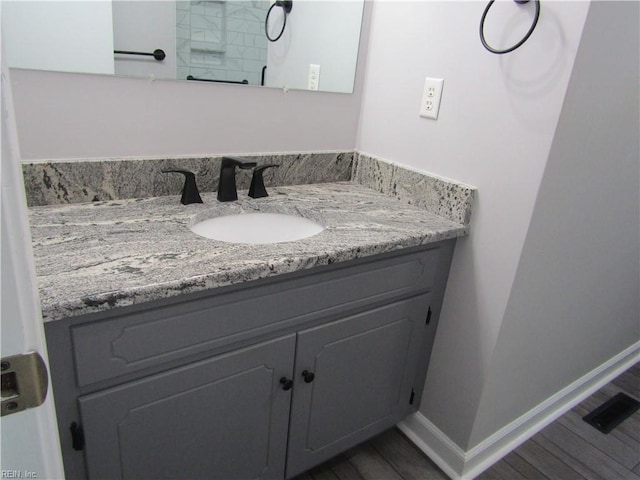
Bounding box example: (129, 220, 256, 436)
(29, 182, 469, 322)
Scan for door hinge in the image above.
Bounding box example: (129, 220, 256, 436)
(70, 422, 85, 451)
(425, 306, 432, 325)
(409, 389, 415, 405)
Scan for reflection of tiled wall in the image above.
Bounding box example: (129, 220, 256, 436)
(176, 0, 268, 85)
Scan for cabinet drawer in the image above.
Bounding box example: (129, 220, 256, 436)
(71, 247, 442, 387)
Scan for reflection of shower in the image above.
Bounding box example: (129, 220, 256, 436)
(265, 0, 293, 42)
(177, 0, 269, 85)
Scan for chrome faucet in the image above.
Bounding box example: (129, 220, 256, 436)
(217, 156, 257, 202)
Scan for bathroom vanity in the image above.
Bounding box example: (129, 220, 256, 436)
(45, 240, 454, 479)
(27, 156, 475, 480)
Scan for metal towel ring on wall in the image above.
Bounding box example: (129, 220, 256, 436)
(480, 0, 541, 54)
(265, 0, 293, 42)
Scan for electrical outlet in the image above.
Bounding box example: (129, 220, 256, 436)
(420, 77, 444, 120)
(308, 64, 320, 91)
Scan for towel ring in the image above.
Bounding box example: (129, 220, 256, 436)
(265, 1, 293, 42)
(480, 0, 541, 54)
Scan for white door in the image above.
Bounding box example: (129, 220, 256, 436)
(0, 38, 65, 479)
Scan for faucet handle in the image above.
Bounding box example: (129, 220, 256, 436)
(249, 164, 280, 199)
(161, 169, 203, 205)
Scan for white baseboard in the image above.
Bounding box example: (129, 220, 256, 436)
(397, 415, 466, 479)
(398, 342, 640, 480)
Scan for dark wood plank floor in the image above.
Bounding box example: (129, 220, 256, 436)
(295, 363, 640, 480)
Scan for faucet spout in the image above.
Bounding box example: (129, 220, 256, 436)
(217, 157, 257, 202)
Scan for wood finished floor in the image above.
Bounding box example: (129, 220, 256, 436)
(294, 363, 640, 480)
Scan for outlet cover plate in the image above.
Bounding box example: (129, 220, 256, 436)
(308, 64, 320, 91)
(420, 77, 444, 120)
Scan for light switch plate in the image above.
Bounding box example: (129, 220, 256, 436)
(420, 77, 444, 120)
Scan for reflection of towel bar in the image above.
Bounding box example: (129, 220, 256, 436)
(114, 49, 166, 61)
(186, 76, 249, 85)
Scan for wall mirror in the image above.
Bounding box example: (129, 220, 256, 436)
(2, 0, 365, 94)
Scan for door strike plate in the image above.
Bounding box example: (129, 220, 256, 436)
(1, 352, 48, 416)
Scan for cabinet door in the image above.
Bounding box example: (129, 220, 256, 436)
(286, 295, 431, 477)
(78, 335, 295, 480)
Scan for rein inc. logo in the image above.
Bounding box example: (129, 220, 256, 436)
(1, 471, 37, 479)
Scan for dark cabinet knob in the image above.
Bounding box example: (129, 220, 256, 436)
(302, 370, 315, 383)
(280, 377, 293, 391)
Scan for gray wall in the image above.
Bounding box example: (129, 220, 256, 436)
(468, 0, 640, 447)
(356, 0, 591, 448)
(10, 70, 360, 159)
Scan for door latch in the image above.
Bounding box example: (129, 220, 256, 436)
(1, 352, 48, 416)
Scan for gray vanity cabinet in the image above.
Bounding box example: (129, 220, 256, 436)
(75, 295, 430, 480)
(78, 335, 296, 480)
(45, 241, 455, 480)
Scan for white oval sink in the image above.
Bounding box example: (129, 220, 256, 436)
(190, 212, 324, 244)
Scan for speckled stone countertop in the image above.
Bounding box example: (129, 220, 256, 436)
(29, 182, 468, 322)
